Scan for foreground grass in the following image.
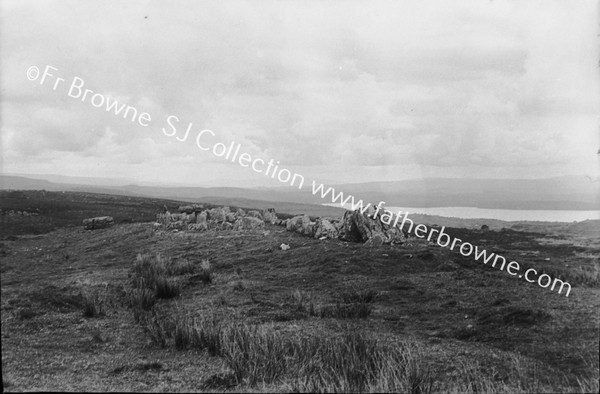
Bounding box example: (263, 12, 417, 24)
(129, 251, 598, 393)
(135, 307, 598, 393)
(1, 192, 598, 392)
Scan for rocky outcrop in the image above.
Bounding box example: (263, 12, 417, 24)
(338, 210, 406, 246)
(314, 218, 339, 239)
(158, 205, 270, 233)
(286, 214, 317, 237)
(83, 216, 114, 230)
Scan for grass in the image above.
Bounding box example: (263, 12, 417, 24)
(82, 287, 109, 318)
(2, 190, 599, 392)
(318, 301, 373, 319)
(126, 247, 597, 393)
(137, 308, 586, 393)
(131, 254, 183, 299)
(286, 289, 373, 319)
(195, 259, 213, 284)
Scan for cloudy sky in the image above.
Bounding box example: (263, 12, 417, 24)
(1, 0, 598, 187)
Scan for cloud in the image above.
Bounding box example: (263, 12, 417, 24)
(1, 0, 598, 185)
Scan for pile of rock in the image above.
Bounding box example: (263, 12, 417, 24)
(284, 209, 406, 246)
(156, 205, 284, 232)
(157, 203, 406, 247)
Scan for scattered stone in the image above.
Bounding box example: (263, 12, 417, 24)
(280, 243, 290, 251)
(83, 216, 114, 230)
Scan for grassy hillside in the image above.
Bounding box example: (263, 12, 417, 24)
(1, 191, 598, 392)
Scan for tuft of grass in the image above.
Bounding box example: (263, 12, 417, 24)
(221, 323, 290, 385)
(131, 253, 181, 299)
(173, 315, 223, 356)
(287, 289, 316, 316)
(82, 289, 108, 318)
(340, 288, 380, 304)
(154, 276, 181, 299)
(140, 308, 175, 348)
(127, 288, 156, 312)
(168, 258, 196, 276)
(286, 289, 373, 319)
(195, 259, 213, 284)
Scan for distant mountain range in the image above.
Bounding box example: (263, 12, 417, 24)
(1, 174, 598, 211)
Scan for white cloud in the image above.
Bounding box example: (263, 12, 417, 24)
(1, 0, 598, 185)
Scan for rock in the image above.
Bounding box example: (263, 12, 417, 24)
(207, 208, 227, 223)
(247, 210, 263, 219)
(83, 216, 114, 230)
(226, 213, 237, 223)
(383, 227, 405, 244)
(191, 204, 204, 212)
(236, 208, 246, 217)
(364, 233, 385, 247)
(167, 221, 185, 230)
(286, 215, 316, 237)
(233, 216, 265, 230)
(261, 208, 278, 224)
(196, 211, 207, 224)
(339, 209, 406, 245)
(178, 205, 195, 214)
(286, 216, 302, 232)
(280, 243, 291, 251)
(189, 222, 208, 231)
(314, 218, 339, 239)
(339, 210, 377, 242)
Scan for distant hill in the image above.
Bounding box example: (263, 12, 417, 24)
(1, 174, 598, 211)
(291, 176, 599, 210)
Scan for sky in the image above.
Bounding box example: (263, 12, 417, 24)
(1, 0, 599, 187)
